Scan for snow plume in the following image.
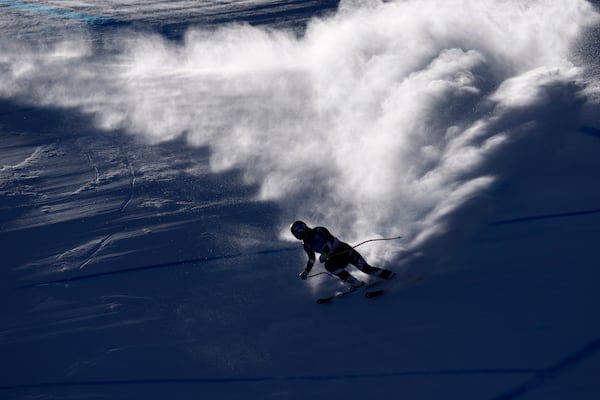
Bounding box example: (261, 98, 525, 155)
(1, 0, 598, 273)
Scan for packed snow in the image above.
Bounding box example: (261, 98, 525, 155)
(1, 0, 599, 399)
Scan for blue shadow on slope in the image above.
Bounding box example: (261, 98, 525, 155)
(490, 209, 600, 225)
(20, 207, 600, 288)
(19, 247, 298, 288)
(579, 125, 600, 139)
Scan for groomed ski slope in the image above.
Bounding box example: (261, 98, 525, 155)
(1, 1, 600, 399)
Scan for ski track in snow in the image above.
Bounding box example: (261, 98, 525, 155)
(76, 143, 137, 270)
(0, 130, 140, 272)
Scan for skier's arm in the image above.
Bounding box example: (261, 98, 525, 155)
(319, 244, 331, 263)
(299, 248, 315, 280)
(306, 249, 316, 271)
(314, 227, 335, 263)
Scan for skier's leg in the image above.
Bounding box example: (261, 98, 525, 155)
(325, 258, 364, 288)
(349, 249, 396, 280)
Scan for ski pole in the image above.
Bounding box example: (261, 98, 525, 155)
(351, 235, 403, 249)
(307, 271, 334, 279)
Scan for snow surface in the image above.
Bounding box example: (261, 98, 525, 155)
(1, 0, 600, 399)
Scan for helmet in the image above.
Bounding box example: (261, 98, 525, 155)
(290, 220, 308, 240)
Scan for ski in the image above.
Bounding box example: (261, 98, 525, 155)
(316, 287, 358, 304)
(315, 272, 424, 304)
(316, 296, 337, 304)
(316, 281, 383, 304)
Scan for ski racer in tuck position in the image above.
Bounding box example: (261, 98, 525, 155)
(290, 220, 396, 288)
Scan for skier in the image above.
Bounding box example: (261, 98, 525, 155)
(290, 220, 396, 288)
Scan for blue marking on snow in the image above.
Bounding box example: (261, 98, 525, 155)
(3, 338, 598, 391)
(492, 337, 600, 400)
(0, 0, 118, 25)
(286, 368, 543, 381)
(490, 209, 600, 225)
(0, 368, 541, 390)
(0, 377, 275, 390)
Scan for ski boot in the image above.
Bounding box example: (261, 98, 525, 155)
(378, 269, 396, 280)
(345, 275, 365, 290)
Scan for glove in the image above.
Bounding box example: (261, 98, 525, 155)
(299, 269, 309, 280)
(319, 252, 329, 263)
